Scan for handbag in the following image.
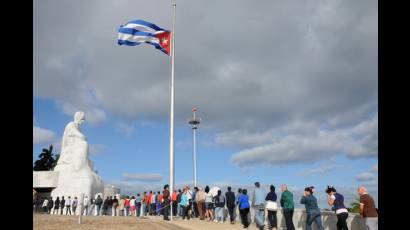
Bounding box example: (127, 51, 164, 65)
(266, 200, 277, 211)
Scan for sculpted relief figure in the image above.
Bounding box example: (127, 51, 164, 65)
(52, 112, 103, 201)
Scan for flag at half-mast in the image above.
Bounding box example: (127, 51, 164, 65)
(118, 19, 171, 55)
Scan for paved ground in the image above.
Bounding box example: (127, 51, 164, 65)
(146, 216, 263, 230)
(33, 214, 188, 230)
(34, 214, 264, 230)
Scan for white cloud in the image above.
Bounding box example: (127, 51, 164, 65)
(230, 113, 377, 167)
(89, 144, 106, 155)
(33, 125, 56, 145)
(122, 173, 163, 182)
(301, 165, 343, 176)
(115, 122, 135, 137)
(356, 172, 375, 182)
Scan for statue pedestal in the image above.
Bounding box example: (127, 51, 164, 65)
(51, 167, 103, 204)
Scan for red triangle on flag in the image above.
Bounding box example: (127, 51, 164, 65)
(155, 31, 171, 55)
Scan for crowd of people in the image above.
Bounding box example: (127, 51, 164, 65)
(35, 183, 378, 230)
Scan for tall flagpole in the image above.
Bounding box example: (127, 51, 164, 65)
(169, 0, 176, 221)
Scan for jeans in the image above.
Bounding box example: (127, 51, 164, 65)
(96, 205, 101, 215)
(283, 209, 295, 230)
(136, 203, 141, 217)
(172, 201, 178, 216)
(163, 202, 170, 220)
(254, 208, 265, 228)
(65, 206, 72, 215)
(267, 210, 277, 229)
(72, 205, 77, 215)
(240, 208, 250, 228)
(337, 212, 349, 230)
(88, 204, 95, 215)
(215, 207, 224, 222)
(227, 206, 235, 222)
(178, 203, 182, 216)
(83, 205, 88, 215)
(181, 205, 190, 220)
(306, 213, 324, 230)
(140, 203, 145, 216)
(364, 217, 378, 230)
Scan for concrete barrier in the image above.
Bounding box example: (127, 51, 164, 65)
(230, 208, 367, 230)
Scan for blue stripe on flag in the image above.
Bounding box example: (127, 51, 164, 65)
(118, 40, 141, 46)
(118, 27, 156, 37)
(126, 19, 164, 31)
(146, 41, 167, 54)
(118, 40, 167, 54)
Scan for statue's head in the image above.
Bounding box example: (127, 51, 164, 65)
(74, 111, 85, 125)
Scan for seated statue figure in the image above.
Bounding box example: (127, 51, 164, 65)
(51, 112, 103, 203)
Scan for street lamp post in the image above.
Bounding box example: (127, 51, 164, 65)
(188, 107, 201, 187)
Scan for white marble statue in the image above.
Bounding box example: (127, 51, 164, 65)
(51, 112, 103, 206)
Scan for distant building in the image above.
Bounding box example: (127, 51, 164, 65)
(104, 184, 120, 197)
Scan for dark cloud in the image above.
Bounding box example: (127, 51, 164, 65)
(34, 0, 377, 165)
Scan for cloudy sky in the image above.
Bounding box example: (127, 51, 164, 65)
(33, 0, 377, 208)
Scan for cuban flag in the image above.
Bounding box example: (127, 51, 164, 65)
(118, 19, 171, 55)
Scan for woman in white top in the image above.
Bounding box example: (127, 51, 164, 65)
(204, 186, 214, 221)
(326, 186, 349, 230)
(130, 196, 136, 216)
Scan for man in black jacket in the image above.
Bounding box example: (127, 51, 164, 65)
(225, 186, 236, 224)
(60, 196, 65, 215)
(48, 197, 54, 214)
(53, 197, 60, 215)
(102, 196, 109, 216)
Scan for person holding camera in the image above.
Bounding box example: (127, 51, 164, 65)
(326, 185, 349, 230)
(301, 186, 324, 230)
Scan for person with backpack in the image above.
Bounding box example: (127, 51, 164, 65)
(95, 195, 103, 216)
(225, 186, 236, 224)
(214, 190, 225, 223)
(301, 186, 324, 230)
